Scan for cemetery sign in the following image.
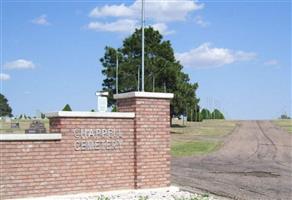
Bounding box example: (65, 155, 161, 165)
(73, 128, 122, 151)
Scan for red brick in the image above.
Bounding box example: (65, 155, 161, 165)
(0, 95, 171, 199)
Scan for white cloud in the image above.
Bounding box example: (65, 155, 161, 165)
(87, 19, 174, 35)
(151, 23, 175, 35)
(194, 15, 209, 27)
(89, 4, 133, 18)
(0, 73, 10, 81)
(89, 0, 204, 22)
(87, 1, 204, 34)
(32, 14, 50, 25)
(4, 59, 35, 69)
(175, 43, 256, 68)
(87, 19, 138, 33)
(264, 59, 279, 66)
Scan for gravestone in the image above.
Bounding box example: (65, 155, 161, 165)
(11, 122, 20, 129)
(25, 120, 46, 133)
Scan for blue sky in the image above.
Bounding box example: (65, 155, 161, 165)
(1, 0, 291, 119)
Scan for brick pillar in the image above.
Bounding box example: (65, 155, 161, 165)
(114, 92, 174, 189)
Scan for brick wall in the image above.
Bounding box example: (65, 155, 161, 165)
(0, 118, 135, 199)
(0, 92, 172, 199)
(117, 97, 171, 188)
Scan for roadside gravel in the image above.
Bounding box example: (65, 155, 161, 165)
(21, 187, 221, 200)
(69, 189, 218, 200)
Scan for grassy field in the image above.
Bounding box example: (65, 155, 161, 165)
(0, 119, 49, 133)
(273, 119, 292, 133)
(171, 119, 237, 157)
(1, 118, 237, 157)
(171, 141, 219, 157)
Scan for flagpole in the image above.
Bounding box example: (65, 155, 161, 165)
(141, 0, 145, 92)
(116, 53, 119, 94)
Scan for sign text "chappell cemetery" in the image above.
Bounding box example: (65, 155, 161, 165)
(74, 128, 122, 151)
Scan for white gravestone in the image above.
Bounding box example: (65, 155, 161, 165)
(95, 91, 109, 112)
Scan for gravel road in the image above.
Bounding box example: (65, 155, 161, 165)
(172, 120, 292, 200)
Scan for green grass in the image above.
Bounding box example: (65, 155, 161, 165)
(171, 119, 236, 136)
(171, 141, 219, 157)
(171, 119, 237, 157)
(0, 119, 49, 133)
(273, 119, 292, 133)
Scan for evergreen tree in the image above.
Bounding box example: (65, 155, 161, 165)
(41, 113, 46, 119)
(212, 109, 225, 119)
(187, 104, 202, 122)
(62, 104, 72, 111)
(280, 114, 290, 119)
(100, 27, 199, 118)
(201, 108, 211, 120)
(0, 93, 12, 117)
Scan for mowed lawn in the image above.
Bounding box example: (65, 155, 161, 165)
(273, 119, 292, 133)
(1, 118, 238, 158)
(171, 119, 237, 157)
(0, 119, 49, 133)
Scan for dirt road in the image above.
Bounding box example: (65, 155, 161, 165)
(172, 121, 292, 200)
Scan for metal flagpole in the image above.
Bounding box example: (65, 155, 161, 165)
(141, 0, 145, 92)
(116, 53, 119, 94)
(138, 66, 140, 91)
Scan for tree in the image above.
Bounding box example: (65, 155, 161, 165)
(111, 105, 117, 112)
(0, 93, 12, 117)
(100, 27, 199, 118)
(280, 114, 290, 119)
(212, 109, 225, 119)
(62, 104, 72, 111)
(41, 113, 46, 119)
(187, 104, 202, 122)
(201, 108, 211, 120)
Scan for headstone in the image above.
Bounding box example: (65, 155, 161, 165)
(25, 120, 46, 134)
(11, 122, 20, 129)
(4, 117, 11, 123)
(95, 91, 108, 112)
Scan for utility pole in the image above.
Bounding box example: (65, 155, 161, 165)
(141, 0, 145, 92)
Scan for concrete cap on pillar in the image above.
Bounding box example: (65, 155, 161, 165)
(113, 92, 174, 100)
(95, 91, 109, 112)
